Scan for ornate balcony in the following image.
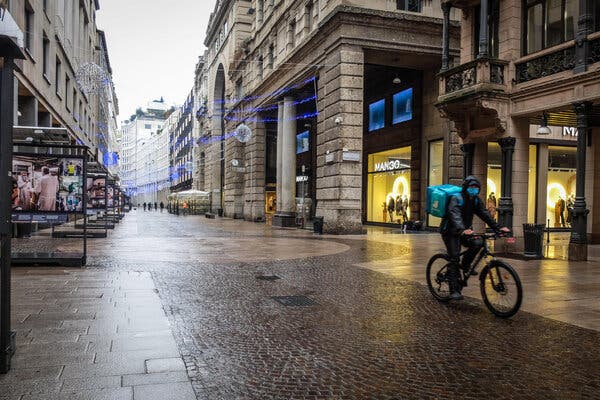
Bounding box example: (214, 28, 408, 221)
(438, 57, 508, 101)
(436, 58, 509, 140)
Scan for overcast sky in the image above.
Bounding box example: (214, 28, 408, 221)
(96, 0, 216, 123)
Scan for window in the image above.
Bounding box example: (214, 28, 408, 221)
(55, 58, 62, 96)
(24, 5, 34, 52)
(524, 0, 579, 54)
(289, 20, 296, 48)
(65, 75, 71, 110)
(306, 2, 313, 31)
(296, 131, 309, 154)
(258, 55, 264, 80)
(392, 88, 413, 124)
(73, 89, 77, 118)
(368, 99, 385, 132)
(397, 0, 422, 12)
(144, 124, 152, 129)
(257, 0, 264, 24)
(235, 78, 243, 100)
(473, 0, 500, 57)
(42, 34, 50, 77)
(428, 140, 444, 227)
(268, 44, 274, 69)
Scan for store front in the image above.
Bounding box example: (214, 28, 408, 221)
(366, 147, 412, 224)
(362, 64, 422, 227)
(485, 125, 577, 230)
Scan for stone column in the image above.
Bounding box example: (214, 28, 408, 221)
(441, 2, 451, 71)
(477, 0, 489, 59)
(276, 102, 283, 213)
(315, 45, 364, 234)
(273, 96, 296, 227)
(461, 143, 475, 178)
(569, 102, 592, 260)
(497, 137, 516, 231)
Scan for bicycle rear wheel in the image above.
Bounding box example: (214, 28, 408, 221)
(426, 253, 452, 302)
(480, 260, 523, 318)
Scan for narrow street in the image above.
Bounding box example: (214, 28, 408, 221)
(3, 212, 599, 399)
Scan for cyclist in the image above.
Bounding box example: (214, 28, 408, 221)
(440, 175, 510, 300)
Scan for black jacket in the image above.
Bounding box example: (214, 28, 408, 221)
(441, 192, 500, 235)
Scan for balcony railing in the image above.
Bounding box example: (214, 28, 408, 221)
(439, 58, 508, 97)
(589, 36, 600, 65)
(515, 45, 576, 84)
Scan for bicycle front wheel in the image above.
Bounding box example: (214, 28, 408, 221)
(480, 260, 523, 318)
(426, 253, 452, 302)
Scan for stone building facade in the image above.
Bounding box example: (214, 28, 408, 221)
(196, 0, 461, 233)
(4, 0, 118, 166)
(437, 0, 600, 259)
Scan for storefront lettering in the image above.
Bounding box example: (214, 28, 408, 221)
(374, 159, 408, 172)
(296, 175, 308, 183)
(563, 127, 578, 137)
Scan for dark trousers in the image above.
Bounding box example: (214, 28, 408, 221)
(442, 233, 479, 270)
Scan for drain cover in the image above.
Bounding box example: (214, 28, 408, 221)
(271, 295, 316, 307)
(256, 275, 280, 281)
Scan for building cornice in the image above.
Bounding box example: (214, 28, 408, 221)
(205, 0, 234, 47)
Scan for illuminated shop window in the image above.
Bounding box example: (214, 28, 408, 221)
(368, 99, 385, 132)
(392, 88, 413, 125)
(546, 146, 576, 228)
(428, 140, 444, 227)
(486, 143, 501, 223)
(366, 146, 411, 224)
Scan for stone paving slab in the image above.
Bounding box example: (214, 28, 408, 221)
(3, 212, 600, 400)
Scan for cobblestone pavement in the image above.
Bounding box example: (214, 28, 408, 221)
(7, 211, 600, 399)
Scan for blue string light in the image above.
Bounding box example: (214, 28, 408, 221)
(211, 76, 316, 105)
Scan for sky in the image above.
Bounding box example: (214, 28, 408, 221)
(96, 0, 217, 123)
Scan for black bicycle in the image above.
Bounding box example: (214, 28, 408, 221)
(426, 233, 523, 318)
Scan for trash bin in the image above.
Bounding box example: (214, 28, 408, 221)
(313, 217, 324, 234)
(523, 223, 545, 258)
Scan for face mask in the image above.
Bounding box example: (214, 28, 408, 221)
(466, 187, 480, 197)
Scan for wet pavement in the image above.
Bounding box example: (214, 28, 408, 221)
(3, 211, 600, 399)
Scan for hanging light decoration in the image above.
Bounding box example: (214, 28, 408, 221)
(234, 123, 253, 143)
(75, 63, 109, 95)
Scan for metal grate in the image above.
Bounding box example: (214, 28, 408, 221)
(271, 295, 317, 307)
(256, 275, 280, 281)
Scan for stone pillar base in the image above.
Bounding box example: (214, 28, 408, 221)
(568, 243, 588, 261)
(272, 213, 296, 227)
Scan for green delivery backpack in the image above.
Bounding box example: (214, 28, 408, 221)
(426, 184, 463, 218)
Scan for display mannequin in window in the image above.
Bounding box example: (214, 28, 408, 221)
(566, 194, 575, 226)
(401, 195, 409, 223)
(487, 192, 497, 221)
(387, 196, 395, 223)
(395, 195, 402, 223)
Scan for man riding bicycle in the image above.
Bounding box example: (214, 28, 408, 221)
(440, 176, 510, 300)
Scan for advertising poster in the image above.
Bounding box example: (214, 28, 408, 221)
(87, 176, 107, 210)
(12, 155, 84, 213)
(107, 184, 115, 208)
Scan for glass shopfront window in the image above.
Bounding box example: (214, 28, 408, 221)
(546, 145, 576, 228)
(486, 143, 501, 223)
(367, 147, 411, 224)
(428, 140, 444, 227)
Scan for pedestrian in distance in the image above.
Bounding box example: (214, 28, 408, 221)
(160, 201, 164, 213)
(154, 202, 158, 211)
(143, 202, 147, 211)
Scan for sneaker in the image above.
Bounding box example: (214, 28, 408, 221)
(449, 290, 464, 301)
